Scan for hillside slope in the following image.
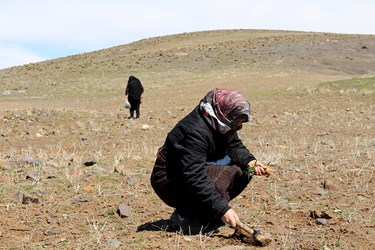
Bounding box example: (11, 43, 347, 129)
(1, 29, 374, 106)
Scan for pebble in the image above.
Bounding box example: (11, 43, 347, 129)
(127, 175, 140, 185)
(106, 239, 121, 248)
(142, 124, 150, 130)
(26, 172, 41, 182)
(316, 218, 327, 225)
(45, 229, 61, 236)
(72, 195, 93, 204)
(322, 179, 337, 190)
(117, 204, 131, 218)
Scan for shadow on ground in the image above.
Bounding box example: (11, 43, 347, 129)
(137, 219, 236, 242)
(137, 219, 178, 232)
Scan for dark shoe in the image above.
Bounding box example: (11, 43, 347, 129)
(170, 209, 203, 235)
(170, 210, 223, 235)
(128, 116, 134, 119)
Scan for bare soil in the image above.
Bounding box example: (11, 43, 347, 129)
(0, 30, 374, 249)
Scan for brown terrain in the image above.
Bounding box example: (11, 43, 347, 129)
(0, 29, 374, 249)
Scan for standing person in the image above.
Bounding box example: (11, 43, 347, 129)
(125, 75, 144, 119)
(150, 88, 270, 235)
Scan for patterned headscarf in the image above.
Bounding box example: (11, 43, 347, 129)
(199, 88, 250, 134)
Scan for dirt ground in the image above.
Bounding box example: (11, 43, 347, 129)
(0, 30, 374, 249)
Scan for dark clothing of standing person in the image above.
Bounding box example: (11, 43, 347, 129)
(150, 88, 270, 235)
(125, 75, 144, 119)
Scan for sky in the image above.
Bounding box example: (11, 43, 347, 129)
(1, 0, 375, 69)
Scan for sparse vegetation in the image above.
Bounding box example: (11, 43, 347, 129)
(0, 29, 374, 249)
(317, 76, 375, 94)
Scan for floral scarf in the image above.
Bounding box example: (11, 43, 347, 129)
(199, 88, 250, 134)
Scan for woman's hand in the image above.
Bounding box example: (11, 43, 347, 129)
(221, 208, 239, 228)
(247, 160, 271, 176)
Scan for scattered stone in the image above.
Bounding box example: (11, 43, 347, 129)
(26, 172, 41, 182)
(309, 210, 333, 225)
(316, 218, 327, 225)
(35, 132, 43, 137)
(106, 239, 121, 248)
(45, 229, 61, 236)
(127, 175, 140, 185)
(356, 195, 366, 201)
(72, 195, 93, 204)
(142, 124, 150, 130)
(117, 204, 131, 218)
(15, 191, 39, 204)
(322, 179, 337, 190)
(91, 167, 110, 175)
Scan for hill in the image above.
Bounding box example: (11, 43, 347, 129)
(0, 30, 374, 249)
(1, 29, 374, 109)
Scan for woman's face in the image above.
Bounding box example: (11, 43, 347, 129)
(230, 117, 246, 132)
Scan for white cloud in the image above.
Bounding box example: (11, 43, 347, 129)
(0, 45, 45, 69)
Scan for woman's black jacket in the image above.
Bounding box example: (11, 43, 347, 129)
(125, 77, 144, 101)
(160, 105, 256, 218)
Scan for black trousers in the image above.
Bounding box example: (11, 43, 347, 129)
(129, 99, 141, 118)
(150, 150, 251, 222)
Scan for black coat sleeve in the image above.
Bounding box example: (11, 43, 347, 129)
(125, 83, 129, 96)
(170, 128, 231, 218)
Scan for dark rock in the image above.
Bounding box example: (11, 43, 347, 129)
(15, 191, 39, 204)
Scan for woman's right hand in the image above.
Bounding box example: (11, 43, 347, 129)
(221, 208, 239, 228)
(248, 160, 271, 176)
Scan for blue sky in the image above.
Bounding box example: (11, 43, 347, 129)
(1, 0, 375, 69)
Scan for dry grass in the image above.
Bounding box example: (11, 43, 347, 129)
(0, 29, 375, 249)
